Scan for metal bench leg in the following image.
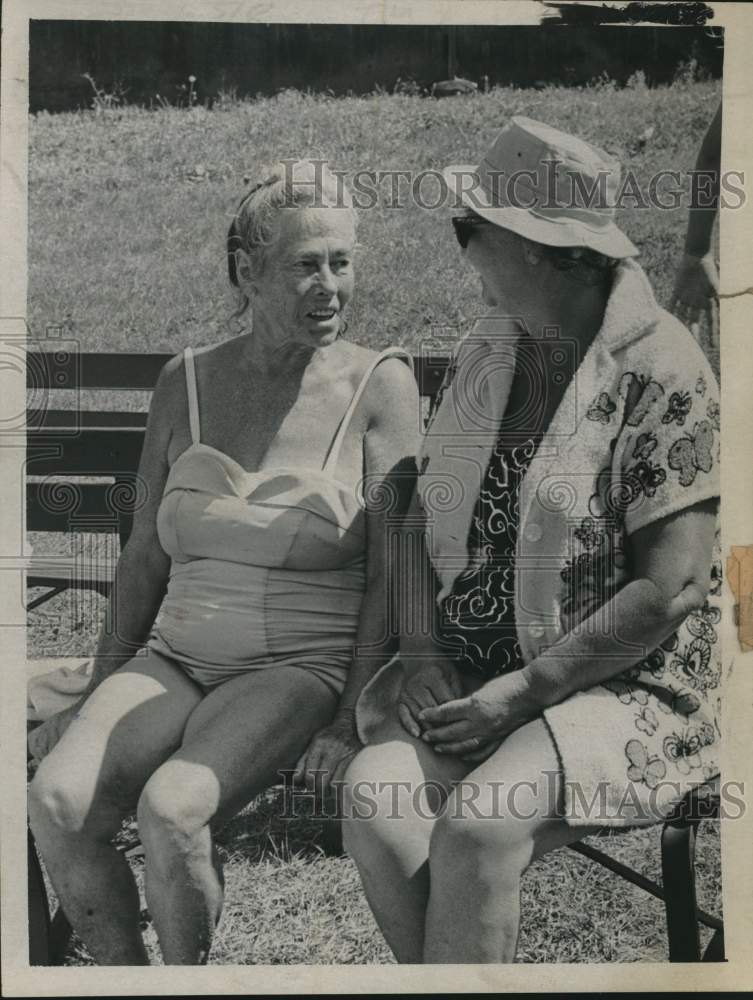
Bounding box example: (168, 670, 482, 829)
(48, 906, 74, 965)
(703, 927, 725, 961)
(28, 828, 52, 965)
(27, 826, 73, 965)
(661, 819, 701, 961)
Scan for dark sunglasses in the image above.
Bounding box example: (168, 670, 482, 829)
(451, 215, 491, 249)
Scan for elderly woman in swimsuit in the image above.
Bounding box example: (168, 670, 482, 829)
(344, 118, 722, 963)
(28, 161, 419, 965)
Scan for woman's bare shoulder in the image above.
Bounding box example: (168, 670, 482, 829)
(361, 350, 419, 428)
(337, 340, 414, 378)
(149, 350, 185, 418)
(151, 338, 240, 421)
(336, 336, 411, 375)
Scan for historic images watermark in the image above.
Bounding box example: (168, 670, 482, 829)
(279, 770, 744, 826)
(273, 156, 746, 212)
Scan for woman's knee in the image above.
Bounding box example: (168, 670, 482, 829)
(343, 742, 417, 821)
(341, 744, 442, 860)
(137, 760, 218, 854)
(429, 784, 534, 880)
(29, 756, 125, 841)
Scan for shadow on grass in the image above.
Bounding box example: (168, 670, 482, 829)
(214, 786, 345, 864)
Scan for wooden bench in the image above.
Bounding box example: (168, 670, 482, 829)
(26, 348, 723, 964)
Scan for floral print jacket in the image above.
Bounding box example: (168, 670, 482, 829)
(356, 261, 721, 826)
(513, 260, 721, 823)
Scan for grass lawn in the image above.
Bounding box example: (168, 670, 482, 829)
(29, 78, 720, 362)
(27, 78, 722, 965)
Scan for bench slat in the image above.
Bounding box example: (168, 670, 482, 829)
(27, 351, 451, 393)
(27, 430, 145, 476)
(27, 352, 173, 390)
(27, 482, 138, 532)
(27, 410, 149, 431)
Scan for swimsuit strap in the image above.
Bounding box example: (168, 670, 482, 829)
(322, 347, 414, 474)
(183, 347, 201, 445)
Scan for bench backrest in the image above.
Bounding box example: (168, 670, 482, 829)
(27, 350, 450, 545)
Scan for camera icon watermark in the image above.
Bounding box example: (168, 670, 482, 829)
(0, 319, 82, 436)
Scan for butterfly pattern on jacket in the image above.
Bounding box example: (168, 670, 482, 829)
(604, 367, 720, 799)
(634, 706, 660, 736)
(686, 600, 721, 644)
(669, 636, 720, 695)
(656, 689, 702, 719)
(662, 723, 716, 775)
(668, 419, 714, 487)
(632, 431, 658, 461)
(625, 738, 667, 789)
(586, 391, 617, 424)
(661, 390, 693, 427)
(619, 371, 665, 428)
(560, 538, 626, 624)
(628, 458, 667, 498)
(605, 676, 650, 707)
(636, 631, 679, 681)
(572, 515, 606, 551)
(592, 377, 719, 537)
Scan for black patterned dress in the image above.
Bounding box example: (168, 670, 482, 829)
(438, 430, 543, 681)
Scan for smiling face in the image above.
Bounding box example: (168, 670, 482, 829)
(244, 206, 356, 349)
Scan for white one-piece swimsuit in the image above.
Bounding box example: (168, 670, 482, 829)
(147, 345, 412, 695)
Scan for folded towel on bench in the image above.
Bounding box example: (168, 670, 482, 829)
(27, 659, 92, 722)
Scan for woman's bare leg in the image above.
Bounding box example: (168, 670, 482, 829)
(342, 715, 469, 963)
(28, 650, 203, 964)
(136, 665, 339, 965)
(423, 717, 602, 963)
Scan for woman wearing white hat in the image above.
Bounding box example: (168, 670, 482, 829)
(343, 118, 722, 963)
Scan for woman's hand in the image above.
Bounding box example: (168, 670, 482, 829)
(293, 710, 362, 795)
(457, 737, 504, 764)
(27, 698, 86, 763)
(396, 651, 464, 739)
(670, 252, 719, 349)
(418, 670, 539, 755)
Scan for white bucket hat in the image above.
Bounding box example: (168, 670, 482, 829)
(444, 116, 638, 259)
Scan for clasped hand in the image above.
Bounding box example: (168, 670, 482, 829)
(398, 657, 537, 763)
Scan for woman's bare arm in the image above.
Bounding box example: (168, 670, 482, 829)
(418, 499, 718, 752)
(520, 499, 718, 708)
(684, 101, 722, 259)
(335, 357, 422, 718)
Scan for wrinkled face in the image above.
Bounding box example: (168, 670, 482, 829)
(249, 206, 356, 347)
(461, 222, 530, 313)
